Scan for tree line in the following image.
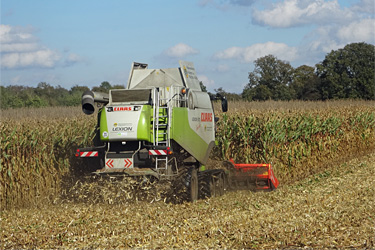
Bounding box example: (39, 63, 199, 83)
(0, 81, 124, 109)
(1, 42, 374, 109)
(241, 42, 374, 101)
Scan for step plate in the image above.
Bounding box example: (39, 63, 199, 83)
(105, 158, 133, 169)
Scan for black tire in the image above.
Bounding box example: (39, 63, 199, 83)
(198, 170, 226, 199)
(209, 177, 216, 197)
(187, 167, 198, 202)
(171, 166, 199, 202)
(198, 172, 210, 199)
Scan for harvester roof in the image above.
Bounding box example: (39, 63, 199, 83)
(126, 60, 201, 91)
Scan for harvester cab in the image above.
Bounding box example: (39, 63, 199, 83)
(76, 60, 278, 201)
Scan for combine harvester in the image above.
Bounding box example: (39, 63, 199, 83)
(77, 61, 279, 201)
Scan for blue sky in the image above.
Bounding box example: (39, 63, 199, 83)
(1, 0, 374, 93)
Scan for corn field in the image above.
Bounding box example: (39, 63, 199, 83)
(1, 101, 375, 210)
(0, 107, 97, 209)
(1, 101, 375, 249)
(215, 106, 375, 184)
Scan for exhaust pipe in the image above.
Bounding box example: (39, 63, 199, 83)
(82, 91, 109, 115)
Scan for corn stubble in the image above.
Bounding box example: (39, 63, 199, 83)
(1, 101, 374, 249)
(1, 154, 374, 249)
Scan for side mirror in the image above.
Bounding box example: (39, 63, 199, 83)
(221, 97, 228, 112)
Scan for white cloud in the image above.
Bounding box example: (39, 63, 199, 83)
(1, 43, 39, 53)
(304, 26, 343, 53)
(0, 25, 36, 44)
(247, 0, 374, 65)
(163, 43, 199, 58)
(64, 53, 84, 67)
(352, 0, 375, 14)
(0, 24, 61, 69)
(1, 24, 82, 69)
(197, 74, 215, 89)
(0, 25, 39, 53)
(337, 18, 375, 43)
(2, 49, 61, 69)
(252, 0, 354, 28)
(300, 17, 375, 62)
(214, 42, 298, 63)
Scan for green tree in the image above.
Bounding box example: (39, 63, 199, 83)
(111, 84, 125, 89)
(199, 81, 207, 92)
(25, 95, 47, 107)
(92, 81, 112, 93)
(214, 87, 242, 101)
(35, 82, 57, 105)
(243, 55, 294, 101)
(70, 85, 90, 93)
(66, 85, 90, 106)
(291, 65, 321, 100)
(316, 42, 375, 100)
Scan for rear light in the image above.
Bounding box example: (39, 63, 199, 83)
(167, 147, 173, 154)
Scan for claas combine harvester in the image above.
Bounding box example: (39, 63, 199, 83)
(76, 61, 279, 201)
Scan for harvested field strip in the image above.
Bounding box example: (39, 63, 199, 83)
(1, 152, 374, 249)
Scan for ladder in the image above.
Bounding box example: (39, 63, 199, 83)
(153, 88, 171, 172)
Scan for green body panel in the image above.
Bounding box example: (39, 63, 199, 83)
(137, 105, 152, 142)
(171, 108, 212, 164)
(99, 104, 214, 164)
(100, 109, 109, 141)
(100, 105, 152, 142)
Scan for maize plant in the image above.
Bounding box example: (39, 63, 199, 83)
(215, 105, 375, 184)
(0, 111, 96, 210)
(1, 101, 374, 209)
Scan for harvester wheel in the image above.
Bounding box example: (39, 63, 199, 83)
(198, 170, 226, 199)
(209, 177, 216, 197)
(198, 172, 210, 199)
(187, 167, 198, 202)
(172, 166, 198, 202)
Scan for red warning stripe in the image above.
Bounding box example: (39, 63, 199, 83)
(124, 159, 132, 168)
(80, 151, 98, 157)
(106, 159, 114, 168)
(148, 150, 167, 155)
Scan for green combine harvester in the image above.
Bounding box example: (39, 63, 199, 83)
(77, 61, 278, 201)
